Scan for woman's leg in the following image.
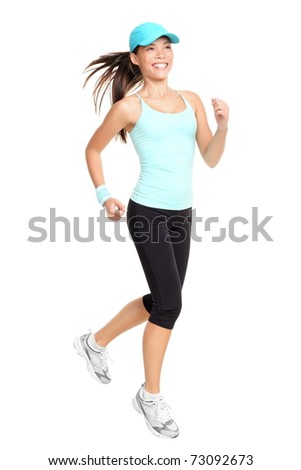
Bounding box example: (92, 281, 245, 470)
(143, 322, 172, 393)
(142, 220, 191, 393)
(141, 211, 192, 394)
(75, 296, 150, 385)
(94, 297, 149, 347)
(127, 200, 192, 394)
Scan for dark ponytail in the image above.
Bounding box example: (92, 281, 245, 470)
(83, 51, 142, 143)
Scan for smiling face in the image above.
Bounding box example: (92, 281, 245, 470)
(130, 36, 174, 80)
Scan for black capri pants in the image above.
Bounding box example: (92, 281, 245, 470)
(127, 199, 192, 330)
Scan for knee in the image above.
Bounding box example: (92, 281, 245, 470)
(142, 294, 152, 314)
(149, 295, 182, 330)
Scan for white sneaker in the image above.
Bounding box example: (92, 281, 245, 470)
(74, 330, 111, 384)
(132, 384, 179, 438)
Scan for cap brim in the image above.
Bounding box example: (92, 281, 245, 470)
(139, 32, 180, 46)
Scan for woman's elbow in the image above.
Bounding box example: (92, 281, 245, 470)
(206, 160, 218, 169)
(202, 155, 218, 168)
(85, 144, 99, 161)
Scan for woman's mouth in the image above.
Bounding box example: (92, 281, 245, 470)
(152, 63, 168, 69)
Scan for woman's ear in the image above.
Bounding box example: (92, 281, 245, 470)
(130, 52, 139, 66)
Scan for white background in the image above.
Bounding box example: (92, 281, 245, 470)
(1, 0, 300, 468)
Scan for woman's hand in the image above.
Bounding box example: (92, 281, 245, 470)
(211, 98, 229, 130)
(104, 198, 126, 221)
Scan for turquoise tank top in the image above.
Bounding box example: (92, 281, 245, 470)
(129, 93, 197, 210)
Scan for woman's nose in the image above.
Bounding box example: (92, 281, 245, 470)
(156, 49, 165, 59)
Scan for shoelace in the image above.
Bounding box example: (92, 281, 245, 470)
(97, 348, 114, 368)
(153, 398, 172, 423)
(97, 349, 109, 366)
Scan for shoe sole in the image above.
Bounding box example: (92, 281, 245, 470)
(132, 397, 178, 439)
(73, 336, 111, 385)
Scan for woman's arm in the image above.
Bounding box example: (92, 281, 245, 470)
(202, 98, 229, 168)
(183, 91, 229, 168)
(86, 98, 134, 185)
(85, 97, 136, 219)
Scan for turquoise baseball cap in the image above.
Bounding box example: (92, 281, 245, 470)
(129, 22, 180, 52)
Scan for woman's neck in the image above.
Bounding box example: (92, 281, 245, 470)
(139, 79, 172, 99)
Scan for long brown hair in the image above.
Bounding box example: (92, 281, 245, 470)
(83, 50, 142, 143)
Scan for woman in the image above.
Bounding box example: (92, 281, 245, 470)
(74, 22, 229, 439)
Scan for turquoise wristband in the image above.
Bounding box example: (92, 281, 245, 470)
(95, 184, 111, 206)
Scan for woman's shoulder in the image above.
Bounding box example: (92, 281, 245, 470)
(179, 89, 198, 98)
(179, 90, 205, 113)
(110, 94, 141, 123)
(179, 90, 202, 102)
(119, 93, 141, 109)
(108, 94, 141, 130)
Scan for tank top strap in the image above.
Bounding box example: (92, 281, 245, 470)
(176, 90, 189, 107)
(135, 93, 148, 111)
(135, 93, 143, 103)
